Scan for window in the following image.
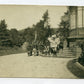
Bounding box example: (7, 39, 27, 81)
(70, 10, 76, 29)
(77, 6, 84, 28)
(83, 7, 84, 27)
(70, 6, 84, 29)
(78, 7, 82, 28)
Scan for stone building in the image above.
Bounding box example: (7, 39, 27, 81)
(68, 6, 84, 57)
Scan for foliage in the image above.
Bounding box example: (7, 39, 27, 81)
(58, 11, 70, 39)
(77, 40, 84, 66)
(23, 10, 52, 46)
(0, 19, 12, 46)
(0, 10, 56, 49)
(42, 10, 49, 23)
(0, 46, 25, 56)
(9, 29, 25, 47)
(23, 27, 35, 43)
(9, 29, 19, 46)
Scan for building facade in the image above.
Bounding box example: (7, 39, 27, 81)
(68, 6, 84, 57)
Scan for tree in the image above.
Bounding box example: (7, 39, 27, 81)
(58, 11, 70, 39)
(18, 30, 25, 47)
(23, 27, 35, 43)
(32, 10, 52, 45)
(0, 19, 7, 31)
(42, 10, 49, 22)
(77, 40, 84, 66)
(42, 10, 49, 28)
(0, 19, 11, 46)
(9, 28, 25, 47)
(23, 10, 52, 46)
(32, 10, 50, 45)
(10, 29, 19, 46)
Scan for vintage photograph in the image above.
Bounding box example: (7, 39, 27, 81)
(0, 5, 84, 78)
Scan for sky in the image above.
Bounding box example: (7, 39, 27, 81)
(0, 5, 67, 30)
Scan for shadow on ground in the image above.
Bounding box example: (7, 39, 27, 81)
(41, 55, 75, 58)
(67, 59, 84, 79)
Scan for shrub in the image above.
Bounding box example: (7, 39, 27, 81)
(77, 40, 84, 65)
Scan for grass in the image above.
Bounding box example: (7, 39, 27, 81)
(0, 46, 26, 56)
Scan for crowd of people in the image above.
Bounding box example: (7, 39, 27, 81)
(47, 34, 63, 56)
(23, 34, 64, 56)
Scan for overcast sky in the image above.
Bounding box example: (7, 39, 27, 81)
(0, 5, 67, 30)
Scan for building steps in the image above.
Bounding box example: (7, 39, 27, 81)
(57, 47, 76, 58)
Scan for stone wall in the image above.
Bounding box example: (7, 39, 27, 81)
(69, 40, 82, 58)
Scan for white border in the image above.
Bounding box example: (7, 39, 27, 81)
(0, 78, 83, 84)
(0, 0, 84, 6)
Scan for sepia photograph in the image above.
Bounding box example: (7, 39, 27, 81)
(0, 5, 84, 79)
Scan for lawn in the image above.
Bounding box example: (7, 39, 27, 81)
(0, 46, 26, 56)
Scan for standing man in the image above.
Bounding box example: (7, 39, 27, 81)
(55, 35, 60, 51)
(48, 34, 58, 56)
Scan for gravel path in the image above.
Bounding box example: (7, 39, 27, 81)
(0, 53, 78, 78)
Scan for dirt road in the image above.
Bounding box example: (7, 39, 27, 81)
(0, 53, 78, 78)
